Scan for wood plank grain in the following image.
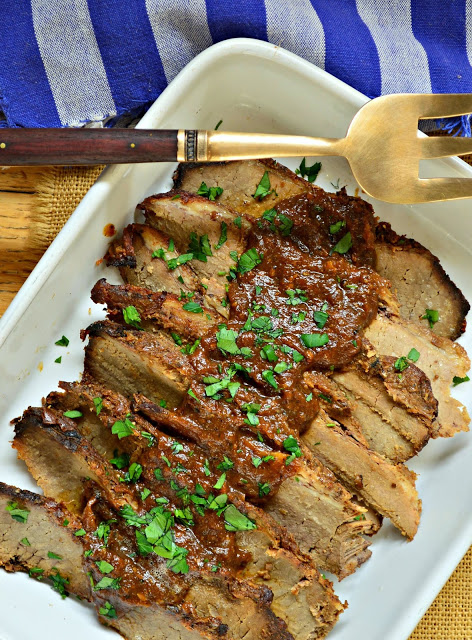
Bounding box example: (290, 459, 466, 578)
(0, 166, 43, 192)
(0, 179, 43, 315)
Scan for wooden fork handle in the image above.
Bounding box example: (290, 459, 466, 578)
(0, 128, 179, 166)
(0, 128, 346, 166)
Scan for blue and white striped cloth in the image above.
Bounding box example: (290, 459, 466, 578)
(1, 0, 472, 133)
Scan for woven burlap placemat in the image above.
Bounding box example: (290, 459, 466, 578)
(29, 165, 104, 249)
(29, 165, 472, 639)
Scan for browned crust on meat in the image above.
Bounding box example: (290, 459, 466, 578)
(105, 223, 138, 268)
(140, 189, 249, 222)
(375, 221, 469, 340)
(172, 159, 311, 195)
(366, 354, 438, 425)
(12, 406, 133, 514)
(90, 279, 219, 340)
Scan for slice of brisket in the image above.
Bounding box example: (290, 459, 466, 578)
(365, 310, 470, 438)
(375, 221, 469, 340)
(302, 410, 421, 539)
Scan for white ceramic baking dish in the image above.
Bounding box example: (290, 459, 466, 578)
(1, 38, 471, 640)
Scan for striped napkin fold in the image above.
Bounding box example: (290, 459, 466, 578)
(0, 0, 471, 133)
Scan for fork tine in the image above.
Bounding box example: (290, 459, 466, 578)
(412, 177, 472, 203)
(412, 93, 472, 119)
(421, 136, 472, 159)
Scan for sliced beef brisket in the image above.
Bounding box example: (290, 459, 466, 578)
(375, 221, 469, 340)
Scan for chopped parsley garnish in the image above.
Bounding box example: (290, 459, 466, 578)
(154, 468, 165, 481)
(171, 441, 184, 454)
(111, 417, 135, 439)
(394, 348, 420, 372)
(47, 551, 62, 560)
(93, 397, 103, 415)
(258, 482, 271, 497)
(54, 356, 62, 364)
(285, 288, 308, 305)
(216, 326, 241, 355)
(291, 311, 306, 324)
(123, 305, 141, 328)
(215, 119, 223, 130)
(6, 501, 29, 523)
(197, 182, 223, 201)
(96, 560, 114, 574)
(238, 248, 263, 274)
(319, 393, 332, 403)
(253, 171, 274, 200)
(94, 576, 121, 591)
(300, 333, 329, 348)
(252, 455, 275, 468)
(331, 232, 352, 255)
(295, 158, 322, 182)
(329, 220, 345, 234)
(141, 431, 155, 447)
(55, 335, 69, 347)
(183, 301, 203, 314)
(95, 521, 114, 546)
(21, 537, 30, 546)
(181, 338, 201, 355)
(166, 253, 194, 270)
(187, 232, 213, 262)
(217, 456, 234, 471)
(306, 393, 313, 402)
(99, 602, 117, 619)
(242, 402, 261, 426)
(274, 361, 290, 373)
(141, 488, 152, 501)
(234, 216, 242, 229)
(215, 221, 228, 249)
(50, 569, 69, 598)
(453, 375, 470, 386)
(224, 504, 257, 531)
(214, 473, 226, 490)
(260, 343, 277, 362)
(284, 435, 302, 465)
(63, 410, 82, 418)
(74, 529, 86, 537)
(394, 356, 409, 372)
(122, 462, 143, 484)
(29, 568, 44, 579)
(262, 369, 278, 390)
(313, 310, 329, 329)
(110, 451, 131, 469)
(187, 389, 200, 402)
(261, 208, 293, 236)
(422, 308, 439, 328)
(120, 505, 147, 527)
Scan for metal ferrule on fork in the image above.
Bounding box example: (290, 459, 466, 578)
(177, 129, 344, 163)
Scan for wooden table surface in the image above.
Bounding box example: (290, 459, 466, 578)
(0, 166, 45, 315)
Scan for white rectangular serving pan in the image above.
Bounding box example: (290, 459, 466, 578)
(1, 39, 471, 640)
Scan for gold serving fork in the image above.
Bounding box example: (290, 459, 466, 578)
(1, 93, 471, 204)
